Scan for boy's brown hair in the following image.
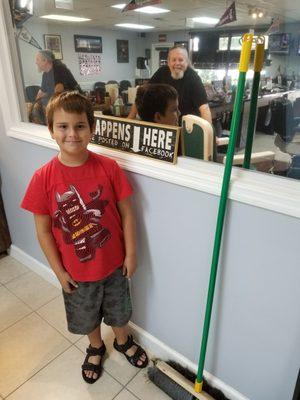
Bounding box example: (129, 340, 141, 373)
(46, 91, 94, 131)
(138, 83, 178, 122)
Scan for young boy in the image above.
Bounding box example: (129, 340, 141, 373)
(137, 83, 180, 126)
(21, 91, 148, 384)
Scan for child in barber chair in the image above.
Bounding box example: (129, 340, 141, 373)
(136, 83, 180, 126)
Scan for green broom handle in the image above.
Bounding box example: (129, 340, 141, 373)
(195, 33, 253, 393)
(243, 38, 265, 169)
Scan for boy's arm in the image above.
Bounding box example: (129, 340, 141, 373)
(34, 214, 78, 293)
(117, 197, 136, 278)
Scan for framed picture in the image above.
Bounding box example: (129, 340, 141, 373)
(44, 34, 63, 60)
(74, 35, 102, 53)
(117, 39, 129, 63)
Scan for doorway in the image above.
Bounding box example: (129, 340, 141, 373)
(151, 42, 173, 75)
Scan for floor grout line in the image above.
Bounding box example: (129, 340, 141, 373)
(1, 257, 147, 400)
(0, 310, 34, 335)
(2, 343, 74, 399)
(0, 268, 29, 286)
(2, 279, 59, 314)
(34, 307, 82, 346)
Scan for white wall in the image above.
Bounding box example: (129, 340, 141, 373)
(1, 112, 300, 400)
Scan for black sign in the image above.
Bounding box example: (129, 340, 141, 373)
(91, 115, 180, 164)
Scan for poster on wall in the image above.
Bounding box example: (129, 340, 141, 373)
(78, 53, 101, 76)
(74, 35, 102, 53)
(117, 40, 129, 63)
(44, 34, 63, 60)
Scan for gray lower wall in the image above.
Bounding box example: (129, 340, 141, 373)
(0, 109, 299, 400)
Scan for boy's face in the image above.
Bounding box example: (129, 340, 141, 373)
(50, 109, 93, 158)
(155, 98, 180, 126)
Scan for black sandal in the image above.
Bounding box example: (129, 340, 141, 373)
(113, 334, 148, 368)
(81, 342, 106, 384)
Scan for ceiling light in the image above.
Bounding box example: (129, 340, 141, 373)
(192, 16, 219, 25)
(134, 6, 170, 14)
(115, 23, 154, 29)
(41, 14, 90, 22)
(249, 7, 265, 19)
(111, 3, 126, 9)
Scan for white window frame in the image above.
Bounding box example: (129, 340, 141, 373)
(1, 1, 300, 219)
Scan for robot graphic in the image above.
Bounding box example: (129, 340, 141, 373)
(53, 185, 111, 262)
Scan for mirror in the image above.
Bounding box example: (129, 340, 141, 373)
(8, 0, 300, 180)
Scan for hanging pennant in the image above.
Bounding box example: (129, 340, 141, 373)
(265, 17, 281, 35)
(122, 0, 161, 12)
(215, 2, 236, 28)
(18, 26, 42, 50)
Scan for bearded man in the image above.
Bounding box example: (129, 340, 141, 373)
(128, 46, 211, 123)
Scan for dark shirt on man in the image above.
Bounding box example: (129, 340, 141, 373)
(41, 60, 80, 104)
(149, 65, 208, 118)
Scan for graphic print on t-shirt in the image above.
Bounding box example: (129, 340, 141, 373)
(53, 185, 111, 263)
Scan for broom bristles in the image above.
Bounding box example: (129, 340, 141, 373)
(148, 365, 195, 400)
(166, 361, 231, 400)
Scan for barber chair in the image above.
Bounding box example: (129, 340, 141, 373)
(182, 115, 277, 172)
(119, 80, 131, 92)
(127, 86, 138, 105)
(181, 115, 214, 161)
(25, 85, 40, 102)
(272, 97, 300, 155)
(119, 80, 132, 105)
(292, 97, 300, 118)
(270, 98, 300, 179)
(93, 81, 106, 91)
(107, 80, 118, 85)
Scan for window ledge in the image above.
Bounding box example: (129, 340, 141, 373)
(7, 123, 300, 219)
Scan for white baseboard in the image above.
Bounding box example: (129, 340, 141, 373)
(9, 244, 248, 400)
(9, 245, 60, 288)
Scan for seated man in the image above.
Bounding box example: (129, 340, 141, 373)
(136, 83, 180, 126)
(30, 50, 81, 124)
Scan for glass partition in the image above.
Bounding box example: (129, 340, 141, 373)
(5, 0, 300, 181)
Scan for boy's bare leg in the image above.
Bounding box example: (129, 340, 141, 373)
(112, 325, 147, 366)
(84, 325, 103, 380)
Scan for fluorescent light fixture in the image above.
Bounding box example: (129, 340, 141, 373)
(111, 3, 126, 9)
(134, 6, 170, 14)
(115, 23, 154, 29)
(55, 0, 74, 10)
(40, 14, 90, 22)
(192, 16, 219, 24)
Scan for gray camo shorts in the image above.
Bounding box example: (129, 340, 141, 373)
(62, 267, 132, 335)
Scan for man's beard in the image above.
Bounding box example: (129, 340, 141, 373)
(171, 70, 184, 80)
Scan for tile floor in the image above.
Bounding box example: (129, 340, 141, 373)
(0, 255, 171, 400)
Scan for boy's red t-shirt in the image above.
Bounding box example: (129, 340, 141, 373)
(21, 151, 133, 282)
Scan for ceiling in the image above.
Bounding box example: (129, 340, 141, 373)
(33, 0, 300, 31)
